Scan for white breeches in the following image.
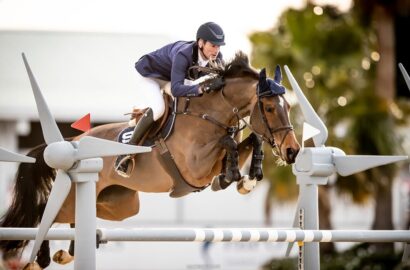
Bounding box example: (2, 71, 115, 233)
(133, 72, 167, 121)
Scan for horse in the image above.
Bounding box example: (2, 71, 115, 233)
(0, 52, 300, 269)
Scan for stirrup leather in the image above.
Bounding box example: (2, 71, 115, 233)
(114, 155, 136, 178)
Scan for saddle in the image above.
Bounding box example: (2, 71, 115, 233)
(118, 94, 176, 147)
(117, 89, 206, 198)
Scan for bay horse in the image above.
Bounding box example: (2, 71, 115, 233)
(0, 52, 300, 269)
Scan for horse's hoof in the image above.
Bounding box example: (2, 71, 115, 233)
(237, 175, 257, 194)
(211, 175, 224, 191)
(53, 250, 74, 265)
(255, 169, 263, 181)
(22, 261, 42, 270)
(211, 174, 233, 191)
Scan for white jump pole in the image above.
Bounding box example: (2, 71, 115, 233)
(1, 228, 410, 243)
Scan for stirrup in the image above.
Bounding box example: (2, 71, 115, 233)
(114, 155, 136, 178)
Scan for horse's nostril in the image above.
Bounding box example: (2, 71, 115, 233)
(286, 148, 294, 157)
(286, 148, 298, 162)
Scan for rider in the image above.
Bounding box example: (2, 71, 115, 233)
(115, 22, 227, 176)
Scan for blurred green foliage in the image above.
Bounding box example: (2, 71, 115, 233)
(249, 2, 409, 205)
(262, 243, 409, 270)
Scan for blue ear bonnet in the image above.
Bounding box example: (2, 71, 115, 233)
(258, 65, 286, 96)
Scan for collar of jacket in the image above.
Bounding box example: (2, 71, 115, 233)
(192, 42, 199, 65)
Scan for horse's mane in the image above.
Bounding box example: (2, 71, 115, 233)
(209, 51, 259, 80)
(223, 51, 259, 79)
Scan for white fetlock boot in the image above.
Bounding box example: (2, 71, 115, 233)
(236, 175, 257, 194)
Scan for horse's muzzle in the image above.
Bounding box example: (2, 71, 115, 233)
(285, 147, 299, 164)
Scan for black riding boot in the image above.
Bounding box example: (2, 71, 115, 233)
(115, 108, 154, 177)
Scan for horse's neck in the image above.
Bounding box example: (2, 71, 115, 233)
(221, 78, 258, 119)
(185, 78, 257, 126)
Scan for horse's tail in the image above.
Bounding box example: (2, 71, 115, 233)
(0, 143, 55, 255)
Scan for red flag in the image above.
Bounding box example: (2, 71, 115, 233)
(71, 113, 91, 132)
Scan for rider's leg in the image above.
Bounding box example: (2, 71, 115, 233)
(128, 107, 154, 145)
(130, 74, 166, 121)
(115, 74, 166, 177)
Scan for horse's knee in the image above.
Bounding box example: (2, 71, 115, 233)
(219, 135, 237, 150)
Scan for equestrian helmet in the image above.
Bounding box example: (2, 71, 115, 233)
(196, 22, 225, 46)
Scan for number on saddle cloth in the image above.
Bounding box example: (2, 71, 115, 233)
(117, 127, 135, 144)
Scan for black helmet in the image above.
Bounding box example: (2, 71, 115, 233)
(196, 22, 225, 46)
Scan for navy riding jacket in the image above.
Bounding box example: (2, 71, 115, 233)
(135, 41, 223, 97)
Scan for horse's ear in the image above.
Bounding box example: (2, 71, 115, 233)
(258, 68, 270, 96)
(259, 68, 267, 83)
(274, 65, 282, 83)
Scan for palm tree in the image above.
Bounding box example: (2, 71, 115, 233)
(353, 0, 410, 100)
(250, 1, 409, 255)
(349, 0, 410, 252)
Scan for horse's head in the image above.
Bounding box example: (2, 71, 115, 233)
(249, 66, 300, 164)
(200, 52, 300, 164)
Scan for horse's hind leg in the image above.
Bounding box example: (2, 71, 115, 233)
(68, 239, 74, 256)
(52, 224, 74, 265)
(24, 240, 50, 269)
(22, 240, 50, 270)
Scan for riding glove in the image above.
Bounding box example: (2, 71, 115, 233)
(201, 77, 225, 93)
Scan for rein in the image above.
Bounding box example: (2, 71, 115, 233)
(187, 65, 222, 80)
(174, 105, 240, 136)
(174, 85, 244, 137)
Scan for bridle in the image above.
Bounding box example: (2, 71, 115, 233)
(254, 84, 294, 157)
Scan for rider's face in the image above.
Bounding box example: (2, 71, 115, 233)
(199, 40, 220, 60)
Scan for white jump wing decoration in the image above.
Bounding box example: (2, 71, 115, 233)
(22, 53, 151, 266)
(0, 147, 35, 163)
(283, 65, 407, 265)
(399, 63, 410, 91)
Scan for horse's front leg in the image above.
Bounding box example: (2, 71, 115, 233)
(236, 133, 265, 194)
(52, 223, 74, 265)
(248, 133, 264, 181)
(211, 135, 242, 191)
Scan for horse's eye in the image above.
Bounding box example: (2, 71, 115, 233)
(265, 106, 273, 113)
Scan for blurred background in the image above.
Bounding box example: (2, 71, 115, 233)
(1, 0, 410, 269)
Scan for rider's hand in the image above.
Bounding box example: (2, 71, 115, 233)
(200, 77, 225, 93)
